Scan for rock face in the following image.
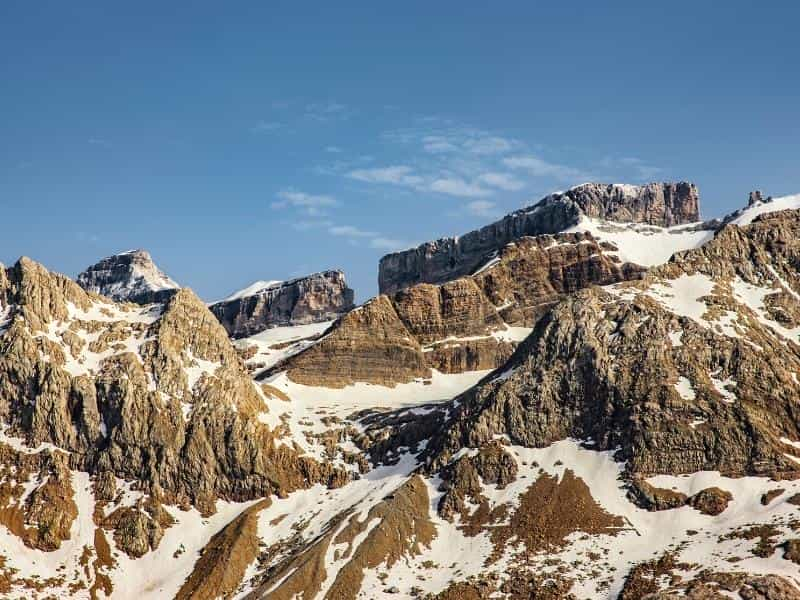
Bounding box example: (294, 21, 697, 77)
(378, 182, 699, 294)
(271, 232, 644, 387)
(415, 209, 800, 479)
(76, 249, 179, 304)
(0, 258, 345, 516)
(209, 270, 355, 338)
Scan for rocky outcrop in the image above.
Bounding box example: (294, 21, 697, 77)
(0, 257, 346, 517)
(273, 232, 644, 386)
(416, 209, 800, 479)
(76, 249, 179, 304)
(379, 182, 699, 294)
(271, 295, 431, 387)
(210, 270, 355, 338)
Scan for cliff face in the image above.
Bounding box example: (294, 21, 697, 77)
(271, 232, 644, 387)
(407, 209, 800, 480)
(209, 270, 355, 338)
(378, 182, 700, 294)
(76, 249, 180, 304)
(0, 258, 345, 516)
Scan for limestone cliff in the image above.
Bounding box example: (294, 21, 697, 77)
(408, 209, 800, 479)
(378, 181, 699, 294)
(209, 270, 355, 338)
(271, 232, 644, 387)
(0, 258, 345, 516)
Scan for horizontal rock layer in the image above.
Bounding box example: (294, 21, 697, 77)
(378, 181, 699, 294)
(271, 232, 644, 387)
(416, 209, 800, 479)
(210, 270, 355, 338)
(1, 258, 345, 516)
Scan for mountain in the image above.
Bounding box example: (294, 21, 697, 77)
(3, 186, 800, 599)
(268, 231, 644, 387)
(378, 181, 703, 295)
(209, 270, 355, 338)
(76, 249, 180, 304)
(272, 182, 711, 388)
(0, 258, 346, 597)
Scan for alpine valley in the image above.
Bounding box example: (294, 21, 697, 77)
(4, 182, 800, 600)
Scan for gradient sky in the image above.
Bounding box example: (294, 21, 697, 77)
(2, 1, 798, 302)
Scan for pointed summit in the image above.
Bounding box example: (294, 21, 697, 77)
(76, 249, 179, 304)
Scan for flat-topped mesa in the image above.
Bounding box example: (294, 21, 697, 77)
(76, 249, 180, 304)
(378, 181, 700, 294)
(209, 269, 355, 338)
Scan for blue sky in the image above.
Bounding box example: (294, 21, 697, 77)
(2, 1, 798, 301)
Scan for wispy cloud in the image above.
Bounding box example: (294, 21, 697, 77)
(274, 188, 412, 252)
(347, 165, 423, 187)
(272, 189, 339, 217)
(464, 200, 500, 218)
(598, 156, 662, 181)
(477, 172, 525, 191)
(429, 177, 492, 198)
(369, 236, 410, 250)
(305, 102, 352, 122)
(88, 138, 111, 147)
(329, 224, 376, 238)
(252, 121, 282, 133)
(325, 146, 343, 153)
(464, 136, 515, 155)
(502, 155, 588, 182)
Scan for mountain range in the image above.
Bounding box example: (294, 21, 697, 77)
(2, 182, 800, 599)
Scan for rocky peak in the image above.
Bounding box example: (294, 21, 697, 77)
(0, 258, 347, 519)
(210, 269, 355, 338)
(378, 181, 700, 294)
(76, 249, 179, 305)
(403, 208, 800, 480)
(558, 181, 699, 226)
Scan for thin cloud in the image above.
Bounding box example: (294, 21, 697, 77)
(598, 156, 663, 181)
(464, 136, 514, 155)
(87, 138, 111, 147)
(503, 155, 587, 182)
(478, 172, 525, 191)
(369, 237, 412, 251)
(329, 224, 376, 238)
(429, 178, 492, 198)
(272, 189, 339, 210)
(325, 146, 343, 153)
(305, 102, 352, 122)
(347, 166, 423, 187)
(252, 121, 282, 133)
(465, 200, 499, 218)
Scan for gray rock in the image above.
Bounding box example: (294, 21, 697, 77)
(76, 249, 179, 304)
(209, 270, 355, 338)
(378, 182, 700, 294)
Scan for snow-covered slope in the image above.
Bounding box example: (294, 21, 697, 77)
(728, 193, 800, 226)
(217, 279, 284, 303)
(566, 215, 715, 266)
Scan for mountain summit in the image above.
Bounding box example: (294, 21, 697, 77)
(379, 181, 701, 294)
(76, 249, 180, 304)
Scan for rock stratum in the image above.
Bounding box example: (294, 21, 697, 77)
(77, 249, 180, 305)
(378, 181, 701, 294)
(267, 231, 645, 387)
(2, 188, 800, 599)
(209, 270, 354, 338)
